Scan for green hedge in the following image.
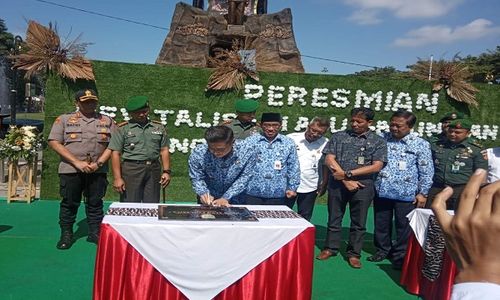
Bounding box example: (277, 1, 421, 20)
(41, 60, 500, 201)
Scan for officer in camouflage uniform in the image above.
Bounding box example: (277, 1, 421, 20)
(222, 98, 260, 139)
(426, 119, 488, 210)
(48, 89, 115, 249)
(108, 96, 171, 203)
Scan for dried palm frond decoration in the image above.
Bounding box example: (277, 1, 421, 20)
(409, 57, 479, 107)
(206, 39, 259, 91)
(10, 20, 94, 81)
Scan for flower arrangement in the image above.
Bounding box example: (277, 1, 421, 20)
(0, 126, 42, 162)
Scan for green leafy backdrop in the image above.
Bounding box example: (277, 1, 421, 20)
(41, 60, 500, 201)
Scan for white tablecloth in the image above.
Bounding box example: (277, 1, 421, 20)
(103, 203, 313, 300)
(407, 208, 454, 247)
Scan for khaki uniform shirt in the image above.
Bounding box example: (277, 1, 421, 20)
(223, 119, 260, 140)
(431, 137, 487, 186)
(48, 111, 116, 174)
(108, 120, 169, 161)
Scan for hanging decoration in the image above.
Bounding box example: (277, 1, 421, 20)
(11, 20, 95, 81)
(409, 57, 478, 107)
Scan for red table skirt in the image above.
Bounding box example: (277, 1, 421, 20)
(93, 224, 315, 300)
(400, 233, 458, 300)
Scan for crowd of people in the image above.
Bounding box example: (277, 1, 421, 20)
(48, 89, 499, 297)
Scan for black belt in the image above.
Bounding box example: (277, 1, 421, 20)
(123, 159, 159, 165)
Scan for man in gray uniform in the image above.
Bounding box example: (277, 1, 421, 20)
(48, 89, 115, 249)
(108, 96, 171, 203)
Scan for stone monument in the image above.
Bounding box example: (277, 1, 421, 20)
(156, 1, 304, 73)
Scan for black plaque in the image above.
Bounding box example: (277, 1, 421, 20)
(158, 205, 258, 221)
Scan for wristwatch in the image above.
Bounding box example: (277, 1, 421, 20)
(97, 161, 104, 168)
(345, 170, 353, 179)
(163, 169, 171, 175)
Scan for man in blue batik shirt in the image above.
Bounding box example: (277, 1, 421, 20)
(188, 126, 256, 207)
(243, 112, 301, 205)
(369, 110, 434, 269)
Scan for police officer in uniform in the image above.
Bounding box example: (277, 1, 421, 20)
(48, 89, 116, 249)
(108, 96, 171, 203)
(222, 98, 260, 139)
(426, 119, 488, 210)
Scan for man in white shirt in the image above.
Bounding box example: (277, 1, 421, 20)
(286, 117, 330, 220)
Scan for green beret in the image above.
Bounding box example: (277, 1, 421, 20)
(126, 96, 149, 112)
(235, 99, 258, 113)
(448, 119, 472, 130)
(440, 112, 465, 123)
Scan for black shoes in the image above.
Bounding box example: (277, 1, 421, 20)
(367, 253, 387, 262)
(86, 232, 99, 244)
(56, 231, 73, 250)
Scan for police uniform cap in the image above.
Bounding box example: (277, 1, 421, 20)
(448, 119, 472, 130)
(235, 99, 258, 113)
(75, 89, 98, 102)
(126, 96, 149, 112)
(440, 112, 465, 123)
(261, 112, 282, 123)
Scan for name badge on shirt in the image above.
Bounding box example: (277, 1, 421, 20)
(357, 156, 365, 165)
(311, 154, 318, 169)
(274, 160, 282, 170)
(398, 161, 407, 171)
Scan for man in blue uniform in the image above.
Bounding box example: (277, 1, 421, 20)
(369, 110, 434, 269)
(243, 112, 300, 205)
(188, 126, 256, 206)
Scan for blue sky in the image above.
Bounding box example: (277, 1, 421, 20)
(2, 0, 499, 74)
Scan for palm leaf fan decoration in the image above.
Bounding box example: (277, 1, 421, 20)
(409, 57, 478, 107)
(206, 39, 259, 91)
(10, 20, 95, 81)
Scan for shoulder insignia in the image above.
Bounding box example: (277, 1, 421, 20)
(152, 120, 163, 125)
(117, 121, 128, 127)
(469, 140, 483, 148)
(221, 119, 232, 125)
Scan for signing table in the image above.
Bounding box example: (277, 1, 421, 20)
(400, 208, 458, 300)
(93, 203, 315, 300)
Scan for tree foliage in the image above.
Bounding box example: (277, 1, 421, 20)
(353, 66, 405, 78)
(457, 46, 500, 83)
(0, 18, 14, 56)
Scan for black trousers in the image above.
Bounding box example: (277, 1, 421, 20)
(244, 195, 286, 205)
(425, 184, 465, 211)
(59, 173, 108, 231)
(324, 180, 374, 258)
(373, 197, 415, 266)
(121, 161, 161, 203)
(284, 190, 317, 221)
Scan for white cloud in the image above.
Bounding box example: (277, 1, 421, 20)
(348, 9, 382, 25)
(343, 0, 463, 24)
(393, 18, 500, 47)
